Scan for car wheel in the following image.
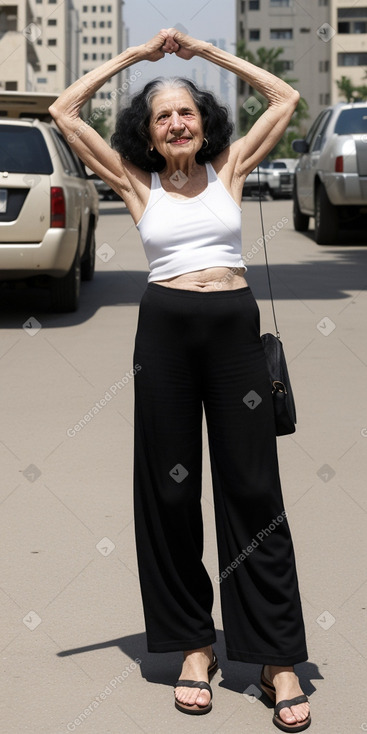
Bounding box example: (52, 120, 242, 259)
(314, 183, 339, 245)
(293, 180, 309, 232)
(81, 224, 96, 282)
(50, 246, 81, 312)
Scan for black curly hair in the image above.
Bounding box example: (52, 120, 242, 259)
(110, 77, 234, 172)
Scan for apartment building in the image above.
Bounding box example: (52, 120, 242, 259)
(0, 0, 41, 91)
(29, 0, 79, 94)
(74, 0, 125, 122)
(0, 0, 126, 124)
(236, 0, 367, 133)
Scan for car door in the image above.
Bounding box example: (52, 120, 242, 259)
(296, 112, 328, 212)
(50, 130, 89, 253)
(305, 110, 333, 212)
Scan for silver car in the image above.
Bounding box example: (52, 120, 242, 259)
(267, 158, 298, 199)
(292, 102, 367, 244)
(0, 118, 99, 311)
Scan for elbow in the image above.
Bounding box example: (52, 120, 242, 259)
(290, 89, 301, 108)
(48, 103, 60, 121)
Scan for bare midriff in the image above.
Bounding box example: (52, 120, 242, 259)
(154, 266, 248, 292)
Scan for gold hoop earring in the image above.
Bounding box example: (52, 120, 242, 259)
(202, 137, 209, 149)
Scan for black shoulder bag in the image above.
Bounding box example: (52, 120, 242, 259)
(256, 167, 297, 436)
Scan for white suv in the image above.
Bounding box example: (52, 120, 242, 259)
(292, 102, 367, 244)
(0, 118, 99, 311)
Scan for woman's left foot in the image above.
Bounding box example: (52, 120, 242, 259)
(262, 665, 311, 731)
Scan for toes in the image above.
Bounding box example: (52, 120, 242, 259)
(196, 692, 210, 706)
(279, 703, 310, 724)
(279, 707, 297, 724)
(175, 687, 210, 708)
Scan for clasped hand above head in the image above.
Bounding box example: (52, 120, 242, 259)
(144, 28, 197, 62)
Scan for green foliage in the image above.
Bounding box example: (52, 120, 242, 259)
(88, 108, 111, 140)
(336, 73, 367, 102)
(237, 41, 309, 160)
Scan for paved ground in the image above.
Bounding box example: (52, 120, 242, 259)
(1, 197, 367, 734)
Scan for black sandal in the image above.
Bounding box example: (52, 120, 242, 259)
(174, 653, 218, 715)
(260, 666, 311, 732)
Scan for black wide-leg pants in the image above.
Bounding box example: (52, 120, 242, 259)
(133, 282, 308, 665)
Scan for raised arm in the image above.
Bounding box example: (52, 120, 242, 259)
(169, 29, 300, 179)
(48, 32, 169, 203)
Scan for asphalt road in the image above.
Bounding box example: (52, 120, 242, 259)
(1, 197, 367, 734)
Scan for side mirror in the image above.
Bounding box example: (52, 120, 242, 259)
(292, 139, 309, 154)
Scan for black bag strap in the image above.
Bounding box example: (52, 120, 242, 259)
(256, 166, 280, 339)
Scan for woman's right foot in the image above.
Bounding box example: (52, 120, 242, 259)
(174, 645, 214, 708)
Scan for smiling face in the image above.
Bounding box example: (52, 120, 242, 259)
(148, 87, 204, 164)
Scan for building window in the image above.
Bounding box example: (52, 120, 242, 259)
(82, 36, 88, 43)
(338, 52, 367, 65)
(107, 5, 112, 10)
(270, 0, 291, 6)
(107, 36, 112, 43)
(319, 60, 329, 71)
(107, 53, 112, 59)
(47, 38, 57, 45)
(82, 5, 87, 10)
(300, 28, 311, 33)
(0, 5, 18, 30)
(36, 0, 42, 4)
(48, 0, 56, 3)
(92, 20, 96, 27)
(5, 81, 17, 90)
(100, 20, 105, 27)
(270, 28, 293, 39)
(280, 60, 294, 70)
(92, 52, 97, 60)
(249, 0, 260, 8)
(47, 64, 57, 71)
(100, 4, 105, 10)
(100, 36, 105, 43)
(101, 52, 105, 59)
(82, 21, 87, 27)
(241, 0, 245, 10)
(319, 93, 331, 104)
(83, 69, 89, 74)
(107, 20, 112, 27)
(37, 77, 47, 83)
(249, 29, 260, 40)
(92, 5, 97, 11)
(83, 53, 88, 59)
(338, 20, 367, 33)
(338, 8, 367, 18)
(47, 18, 57, 25)
(318, 0, 328, 5)
(92, 36, 97, 43)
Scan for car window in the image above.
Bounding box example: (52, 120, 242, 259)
(304, 112, 325, 148)
(271, 162, 287, 168)
(0, 125, 53, 174)
(51, 130, 80, 176)
(334, 108, 367, 134)
(309, 111, 333, 153)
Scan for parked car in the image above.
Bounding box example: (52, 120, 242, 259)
(292, 102, 367, 244)
(0, 118, 99, 311)
(242, 165, 269, 197)
(267, 158, 297, 199)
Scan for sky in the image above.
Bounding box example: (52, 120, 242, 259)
(123, 0, 237, 116)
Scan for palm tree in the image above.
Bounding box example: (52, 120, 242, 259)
(237, 41, 308, 159)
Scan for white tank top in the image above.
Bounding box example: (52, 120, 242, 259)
(136, 162, 247, 282)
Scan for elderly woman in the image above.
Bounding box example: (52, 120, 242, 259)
(50, 29, 311, 731)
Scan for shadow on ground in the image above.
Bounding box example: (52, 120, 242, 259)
(1, 240, 366, 329)
(57, 629, 322, 700)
